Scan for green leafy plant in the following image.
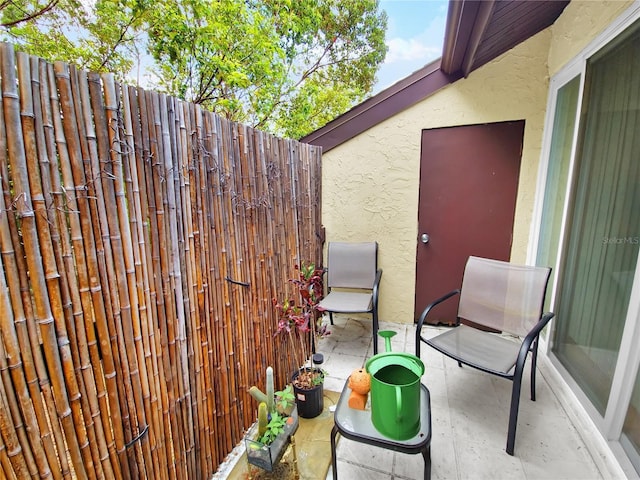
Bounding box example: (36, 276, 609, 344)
(275, 384, 295, 414)
(258, 411, 287, 445)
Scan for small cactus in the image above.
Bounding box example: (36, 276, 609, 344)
(248, 386, 268, 404)
(257, 402, 268, 438)
(266, 366, 274, 413)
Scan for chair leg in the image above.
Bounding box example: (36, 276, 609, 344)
(530, 339, 539, 401)
(329, 312, 334, 325)
(506, 371, 524, 456)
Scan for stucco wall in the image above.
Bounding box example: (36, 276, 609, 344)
(321, 0, 636, 326)
(548, 0, 634, 76)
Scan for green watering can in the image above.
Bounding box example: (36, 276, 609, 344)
(365, 330, 425, 440)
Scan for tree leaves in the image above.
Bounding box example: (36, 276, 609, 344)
(0, 0, 387, 139)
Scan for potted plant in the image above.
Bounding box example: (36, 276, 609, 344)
(273, 262, 330, 418)
(245, 368, 299, 472)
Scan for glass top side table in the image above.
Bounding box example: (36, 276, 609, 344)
(330, 379, 432, 480)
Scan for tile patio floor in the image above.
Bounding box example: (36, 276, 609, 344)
(319, 316, 605, 480)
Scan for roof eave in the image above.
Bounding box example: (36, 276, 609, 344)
(301, 58, 461, 152)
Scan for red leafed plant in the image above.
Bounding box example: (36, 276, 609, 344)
(273, 262, 329, 388)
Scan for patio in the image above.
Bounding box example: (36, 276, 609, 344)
(320, 316, 603, 480)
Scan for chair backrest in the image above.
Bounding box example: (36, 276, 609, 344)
(458, 256, 551, 337)
(327, 242, 378, 289)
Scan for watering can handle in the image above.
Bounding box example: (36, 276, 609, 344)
(395, 385, 402, 420)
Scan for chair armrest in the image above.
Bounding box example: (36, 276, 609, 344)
(415, 289, 460, 355)
(514, 312, 555, 373)
(416, 290, 460, 329)
(372, 269, 383, 307)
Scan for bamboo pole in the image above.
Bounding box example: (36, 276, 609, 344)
(188, 103, 212, 476)
(21, 53, 99, 479)
(203, 111, 226, 464)
(113, 81, 156, 477)
(0, 50, 62, 480)
(134, 86, 171, 480)
(102, 74, 154, 478)
(92, 73, 150, 479)
(86, 71, 135, 480)
(0, 334, 30, 479)
(2, 42, 88, 480)
(165, 96, 193, 478)
(72, 68, 126, 480)
(173, 98, 199, 478)
(141, 89, 178, 480)
(0, 430, 19, 480)
(235, 123, 258, 429)
(159, 97, 192, 470)
(122, 84, 164, 480)
(51, 61, 118, 480)
(194, 107, 218, 472)
(33, 55, 83, 480)
(152, 92, 185, 479)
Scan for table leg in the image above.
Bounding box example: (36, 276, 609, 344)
(422, 446, 431, 480)
(330, 425, 339, 480)
(290, 435, 298, 476)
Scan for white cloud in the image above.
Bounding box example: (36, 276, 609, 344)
(386, 37, 440, 63)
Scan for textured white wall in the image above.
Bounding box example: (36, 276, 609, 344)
(321, 1, 633, 325)
(548, 0, 633, 76)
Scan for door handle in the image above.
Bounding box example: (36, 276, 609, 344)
(420, 233, 430, 244)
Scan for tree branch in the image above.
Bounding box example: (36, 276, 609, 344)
(1, 0, 60, 27)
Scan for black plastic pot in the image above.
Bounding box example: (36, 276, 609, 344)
(291, 368, 324, 418)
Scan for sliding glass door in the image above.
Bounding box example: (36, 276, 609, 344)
(553, 22, 640, 415)
(538, 15, 640, 473)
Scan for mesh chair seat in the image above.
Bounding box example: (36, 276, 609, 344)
(318, 291, 373, 313)
(426, 324, 520, 375)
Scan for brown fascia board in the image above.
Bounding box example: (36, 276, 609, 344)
(441, 0, 496, 77)
(301, 59, 460, 152)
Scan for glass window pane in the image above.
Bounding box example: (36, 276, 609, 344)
(536, 75, 580, 312)
(552, 22, 640, 415)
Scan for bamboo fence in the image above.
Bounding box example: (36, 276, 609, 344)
(0, 42, 323, 479)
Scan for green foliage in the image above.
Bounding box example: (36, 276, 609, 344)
(0, 0, 387, 139)
(0, 0, 150, 81)
(274, 384, 295, 413)
(257, 411, 287, 445)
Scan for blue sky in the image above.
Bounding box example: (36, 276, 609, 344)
(373, 0, 448, 94)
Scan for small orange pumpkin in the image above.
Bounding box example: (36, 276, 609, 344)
(348, 368, 371, 394)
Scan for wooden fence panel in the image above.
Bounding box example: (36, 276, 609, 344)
(0, 43, 322, 479)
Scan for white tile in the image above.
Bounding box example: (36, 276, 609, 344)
(323, 351, 366, 383)
(429, 433, 459, 480)
(393, 451, 429, 480)
(455, 436, 527, 479)
(335, 437, 394, 472)
(520, 456, 602, 480)
(327, 459, 392, 479)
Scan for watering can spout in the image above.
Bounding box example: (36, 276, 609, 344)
(378, 330, 396, 352)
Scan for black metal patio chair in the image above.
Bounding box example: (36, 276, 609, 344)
(415, 255, 554, 455)
(317, 241, 383, 354)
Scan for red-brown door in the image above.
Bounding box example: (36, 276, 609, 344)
(414, 120, 524, 324)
